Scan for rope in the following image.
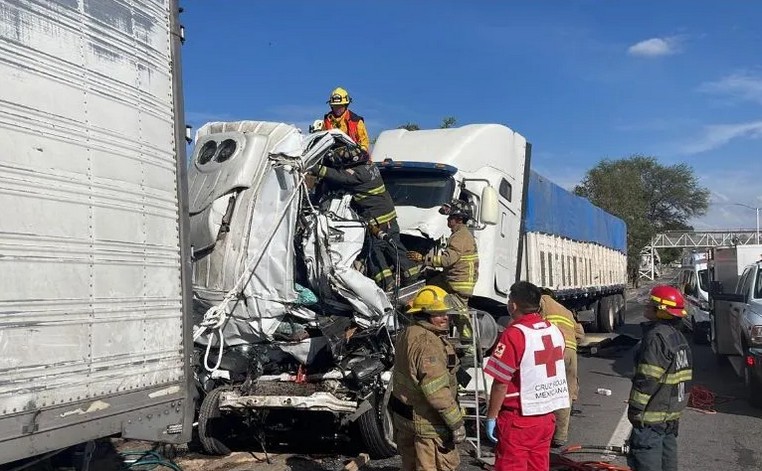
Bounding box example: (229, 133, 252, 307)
(687, 384, 734, 414)
(194, 167, 304, 373)
(119, 450, 183, 471)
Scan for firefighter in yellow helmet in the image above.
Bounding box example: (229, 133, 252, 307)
(407, 199, 479, 353)
(323, 87, 371, 152)
(390, 285, 466, 471)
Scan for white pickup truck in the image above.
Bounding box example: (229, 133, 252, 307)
(711, 256, 762, 407)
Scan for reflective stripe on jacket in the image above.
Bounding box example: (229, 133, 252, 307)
(540, 295, 583, 351)
(628, 320, 693, 426)
(391, 321, 463, 438)
(316, 162, 396, 224)
(424, 225, 479, 297)
(323, 110, 370, 151)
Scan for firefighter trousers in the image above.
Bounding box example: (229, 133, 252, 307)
(367, 219, 418, 290)
(553, 348, 579, 442)
(494, 409, 555, 471)
(627, 423, 678, 471)
(394, 418, 460, 471)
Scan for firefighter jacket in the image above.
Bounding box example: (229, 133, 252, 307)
(628, 320, 693, 426)
(390, 320, 464, 438)
(323, 110, 370, 152)
(540, 295, 585, 351)
(423, 224, 479, 297)
(315, 162, 397, 226)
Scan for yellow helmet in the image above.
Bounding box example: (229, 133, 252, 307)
(327, 87, 351, 106)
(406, 285, 453, 314)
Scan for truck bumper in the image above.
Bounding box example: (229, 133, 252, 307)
(218, 390, 358, 414)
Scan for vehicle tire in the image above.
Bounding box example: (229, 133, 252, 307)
(198, 387, 232, 456)
(597, 296, 616, 333)
(357, 383, 397, 459)
(613, 294, 626, 327)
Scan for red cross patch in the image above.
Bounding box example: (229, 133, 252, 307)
(494, 343, 506, 358)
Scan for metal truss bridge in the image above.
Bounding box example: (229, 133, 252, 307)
(639, 230, 761, 280)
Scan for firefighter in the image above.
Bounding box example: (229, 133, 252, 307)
(484, 281, 570, 471)
(308, 145, 418, 290)
(539, 288, 585, 448)
(627, 285, 693, 471)
(407, 199, 479, 348)
(322, 87, 370, 152)
(390, 285, 467, 471)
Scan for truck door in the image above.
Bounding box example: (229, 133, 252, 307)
(493, 177, 521, 294)
(712, 267, 749, 356)
(731, 267, 755, 355)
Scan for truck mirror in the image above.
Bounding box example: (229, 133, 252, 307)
(480, 186, 499, 225)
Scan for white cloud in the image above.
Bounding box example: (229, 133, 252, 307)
(692, 169, 762, 230)
(678, 121, 762, 154)
(699, 72, 762, 105)
(627, 37, 682, 57)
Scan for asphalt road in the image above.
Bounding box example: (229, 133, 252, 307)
(88, 279, 762, 471)
(567, 285, 762, 471)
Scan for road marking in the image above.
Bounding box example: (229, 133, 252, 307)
(602, 405, 632, 460)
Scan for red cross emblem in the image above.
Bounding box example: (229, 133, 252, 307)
(534, 335, 563, 377)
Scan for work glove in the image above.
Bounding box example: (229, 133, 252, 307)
(407, 251, 423, 262)
(485, 418, 498, 443)
(452, 424, 467, 445)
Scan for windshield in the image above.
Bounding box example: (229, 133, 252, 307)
(698, 269, 709, 292)
(381, 171, 456, 208)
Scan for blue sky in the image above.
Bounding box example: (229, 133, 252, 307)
(181, 1, 762, 231)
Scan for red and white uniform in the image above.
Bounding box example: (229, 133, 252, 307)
(485, 313, 569, 471)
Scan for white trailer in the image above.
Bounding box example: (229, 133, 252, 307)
(0, 0, 193, 464)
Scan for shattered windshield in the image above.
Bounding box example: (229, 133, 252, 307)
(380, 171, 456, 208)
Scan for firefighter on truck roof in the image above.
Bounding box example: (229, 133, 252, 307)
(322, 87, 370, 153)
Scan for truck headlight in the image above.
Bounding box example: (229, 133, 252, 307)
(751, 326, 762, 345)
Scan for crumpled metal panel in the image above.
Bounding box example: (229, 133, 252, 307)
(191, 122, 391, 350)
(0, 0, 183, 419)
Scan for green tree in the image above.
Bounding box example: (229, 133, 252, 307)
(440, 116, 457, 128)
(573, 155, 710, 284)
(398, 122, 420, 131)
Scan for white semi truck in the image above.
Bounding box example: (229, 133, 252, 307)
(374, 125, 628, 331)
(0, 0, 194, 466)
(187, 121, 627, 458)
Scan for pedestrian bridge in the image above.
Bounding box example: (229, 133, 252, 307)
(639, 230, 760, 280)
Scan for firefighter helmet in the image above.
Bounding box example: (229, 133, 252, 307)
(327, 87, 351, 106)
(407, 285, 454, 314)
(439, 199, 472, 222)
(325, 145, 369, 168)
(649, 285, 687, 319)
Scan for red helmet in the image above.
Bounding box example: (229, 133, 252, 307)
(649, 285, 687, 319)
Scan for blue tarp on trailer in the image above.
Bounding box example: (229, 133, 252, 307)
(524, 171, 627, 253)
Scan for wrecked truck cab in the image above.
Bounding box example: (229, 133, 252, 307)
(187, 121, 406, 458)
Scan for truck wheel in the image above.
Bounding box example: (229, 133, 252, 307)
(198, 387, 232, 456)
(597, 296, 616, 333)
(357, 384, 397, 459)
(614, 294, 626, 327)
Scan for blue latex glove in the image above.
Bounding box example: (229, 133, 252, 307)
(485, 418, 498, 443)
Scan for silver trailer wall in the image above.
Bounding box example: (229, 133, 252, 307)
(0, 0, 193, 464)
